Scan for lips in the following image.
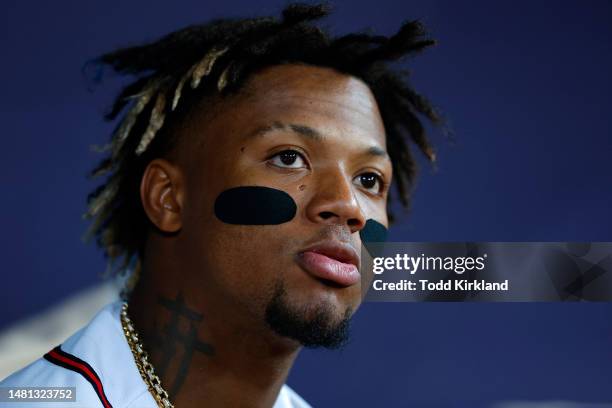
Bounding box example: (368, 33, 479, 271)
(296, 241, 360, 287)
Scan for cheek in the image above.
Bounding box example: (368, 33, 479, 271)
(214, 186, 297, 225)
(209, 226, 291, 279)
(196, 186, 299, 307)
(186, 220, 295, 316)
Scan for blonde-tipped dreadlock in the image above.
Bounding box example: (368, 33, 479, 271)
(113, 83, 160, 156)
(135, 92, 167, 155)
(84, 2, 444, 285)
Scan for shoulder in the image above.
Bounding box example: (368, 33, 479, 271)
(0, 347, 105, 407)
(0, 301, 153, 408)
(274, 384, 312, 408)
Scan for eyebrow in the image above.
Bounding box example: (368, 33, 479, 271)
(249, 121, 323, 141)
(365, 146, 388, 158)
(249, 121, 389, 159)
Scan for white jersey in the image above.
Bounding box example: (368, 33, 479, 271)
(0, 301, 310, 408)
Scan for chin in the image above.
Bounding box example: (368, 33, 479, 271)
(264, 280, 354, 349)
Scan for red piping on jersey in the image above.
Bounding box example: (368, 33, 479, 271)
(44, 345, 113, 408)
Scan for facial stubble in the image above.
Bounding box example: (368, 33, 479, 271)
(264, 280, 353, 349)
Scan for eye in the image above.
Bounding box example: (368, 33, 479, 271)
(354, 172, 384, 195)
(268, 149, 307, 169)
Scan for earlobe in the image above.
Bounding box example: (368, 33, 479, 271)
(140, 159, 183, 233)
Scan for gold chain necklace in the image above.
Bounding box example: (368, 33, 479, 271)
(120, 302, 175, 408)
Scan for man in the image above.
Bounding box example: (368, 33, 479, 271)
(0, 3, 439, 407)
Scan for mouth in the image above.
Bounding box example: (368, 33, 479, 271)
(295, 240, 360, 288)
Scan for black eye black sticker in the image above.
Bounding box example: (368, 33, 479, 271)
(360, 219, 388, 243)
(360, 219, 388, 256)
(214, 186, 297, 225)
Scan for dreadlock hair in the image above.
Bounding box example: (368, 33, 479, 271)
(84, 2, 442, 284)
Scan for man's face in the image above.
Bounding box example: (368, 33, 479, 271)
(174, 64, 390, 348)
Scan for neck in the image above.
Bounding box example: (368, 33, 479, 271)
(126, 265, 301, 408)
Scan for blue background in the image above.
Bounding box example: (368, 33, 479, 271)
(2, 0, 611, 406)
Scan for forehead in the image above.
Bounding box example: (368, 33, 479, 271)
(175, 64, 387, 163)
(237, 64, 385, 144)
(242, 64, 379, 113)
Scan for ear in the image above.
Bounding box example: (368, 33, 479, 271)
(140, 159, 184, 233)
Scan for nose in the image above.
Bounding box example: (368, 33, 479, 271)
(305, 166, 366, 233)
